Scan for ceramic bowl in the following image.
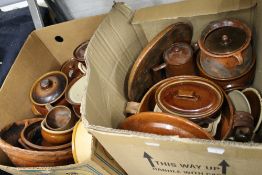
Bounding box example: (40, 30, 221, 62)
(118, 112, 213, 139)
(72, 120, 92, 163)
(20, 119, 71, 151)
(45, 105, 77, 131)
(0, 118, 73, 167)
(41, 119, 74, 145)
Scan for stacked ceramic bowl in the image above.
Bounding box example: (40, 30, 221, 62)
(0, 41, 89, 167)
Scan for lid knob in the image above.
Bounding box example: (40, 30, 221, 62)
(221, 34, 230, 45)
(174, 46, 180, 52)
(40, 79, 53, 89)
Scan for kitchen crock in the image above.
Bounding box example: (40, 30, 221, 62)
(30, 71, 69, 115)
(60, 58, 86, 82)
(197, 19, 255, 91)
(155, 76, 224, 125)
(152, 42, 195, 77)
(73, 41, 89, 63)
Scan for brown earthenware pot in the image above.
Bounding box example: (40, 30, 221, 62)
(155, 76, 224, 125)
(197, 19, 255, 91)
(30, 71, 69, 115)
(41, 119, 74, 145)
(60, 58, 86, 82)
(0, 118, 73, 167)
(138, 76, 234, 140)
(118, 112, 213, 139)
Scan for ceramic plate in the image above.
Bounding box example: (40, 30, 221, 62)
(72, 120, 92, 163)
(242, 87, 262, 132)
(228, 90, 251, 113)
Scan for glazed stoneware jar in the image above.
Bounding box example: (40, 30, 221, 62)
(155, 76, 224, 125)
(197, 19, 255, 91)
(30, 71, 69, 116)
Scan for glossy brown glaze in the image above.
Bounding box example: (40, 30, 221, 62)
(30, 71, 68, 106)
(45, 106, 73, 131)
(198, 19, 253, 80)
(197, 54, 256, 91)
(41, 120, 73, 145)
(118, 112, 213, 139)
(138, 77, 234, 140)
(73, 41, 89, 63)
(233, 111, 254, 142)
(155, 76, 224, 124)
(20, 119, 71, 151)
(153, 42, 195, 77)
(0, 118, 73, 167)
(60, 58, 86, 82)
(127, 22, 193, 102)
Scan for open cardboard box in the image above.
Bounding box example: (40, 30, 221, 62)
(82, 0, 262, 175)
(0, 14, 127, 175)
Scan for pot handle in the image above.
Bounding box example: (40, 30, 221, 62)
(173, 90, 199, 101)
(152, 63, 167, 72)
(233, 52, 244, 65)
(125, 101, 140, 115)
(45, 103, 54, 112)
(78, 62, 87, 74)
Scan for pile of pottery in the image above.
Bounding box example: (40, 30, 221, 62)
(0, 42, 88, 167)
(121, 19, 262, 143)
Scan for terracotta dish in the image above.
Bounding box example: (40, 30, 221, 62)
(127, 22, 193, 102)
(20, 119, 71, 151)
(61, 58, 86, 82)
(138, 77, 234, 140)
(0, 118, 73, 167)
(118, 112, 213, 139)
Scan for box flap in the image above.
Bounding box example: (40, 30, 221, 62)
(133, 0, 257, 24)
(90, 128, 262, 175)
(83, 3, 147, 128)
(34, 15, 105, 64)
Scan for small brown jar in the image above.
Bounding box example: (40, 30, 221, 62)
(155, 76, 224, 125)
(30, 71, 69, 115)
(60, 58, 86, 82)
(197, 19, 255, 91)
(153, 42, 195, 77)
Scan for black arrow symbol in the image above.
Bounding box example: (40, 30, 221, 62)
(143, 152, 155, 167)
(219, 160, 229, 175)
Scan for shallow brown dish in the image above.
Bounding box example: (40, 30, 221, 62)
(20, 119, 71, 151)
(138, 77, 234, 140)
(127, 22, 193, 102)
(0, 118, 73, 167)
(118, 112, 213, 139)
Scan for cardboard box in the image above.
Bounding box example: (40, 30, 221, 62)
(0, 14, 127, 175)
(82, 1, 262, 175)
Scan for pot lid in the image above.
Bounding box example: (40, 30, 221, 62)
(156, 76, 223, 118)
(73, 41, 89, 62)
(65, 75, 86, 105)
(205, 26, 247, 54)
(30, 71, 68, 105)
(164, 42, 193, 65)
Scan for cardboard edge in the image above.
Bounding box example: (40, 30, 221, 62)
(85, 124, 262, 150)
(132, 0, 257, 24)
